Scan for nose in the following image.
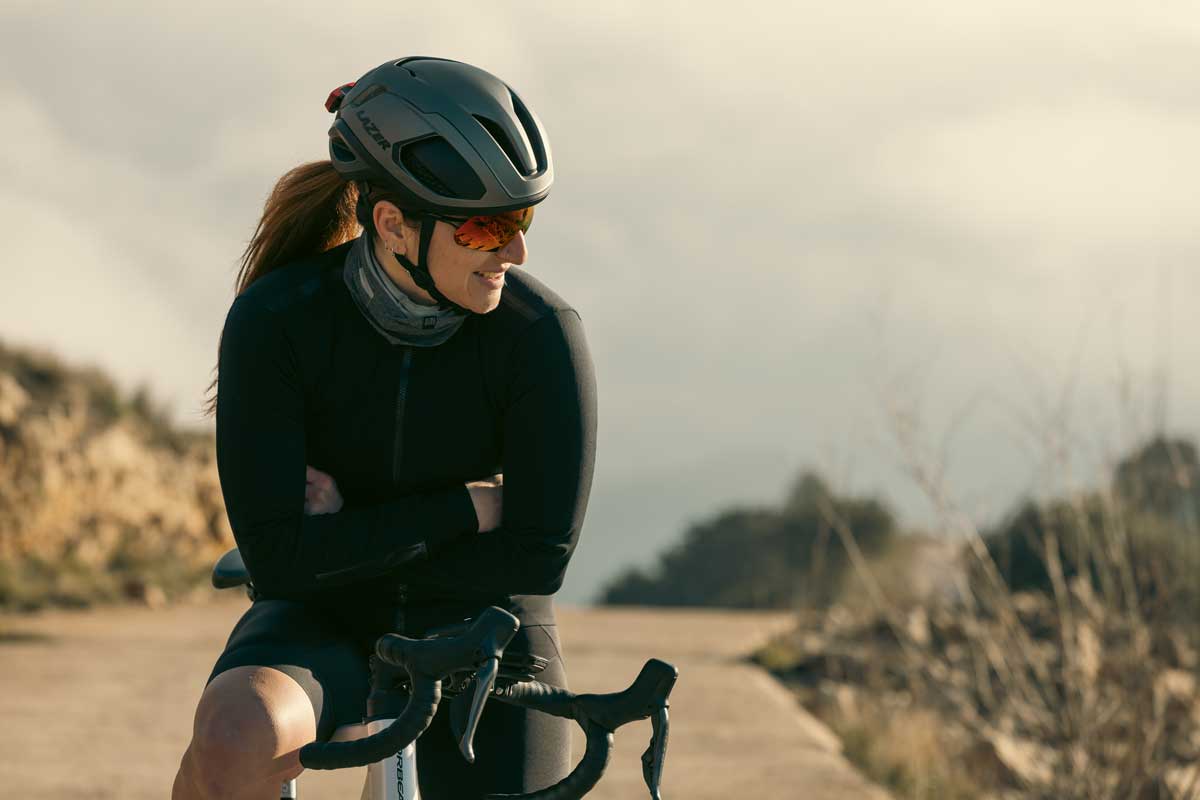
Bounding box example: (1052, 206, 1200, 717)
(498, 230, 527, 266)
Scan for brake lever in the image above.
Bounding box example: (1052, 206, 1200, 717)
(641, 704, 670, 800)
(449, 650, 551, 756)
(459, 655, 500, 762)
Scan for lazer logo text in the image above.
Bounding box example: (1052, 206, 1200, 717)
(356, 110, 391, 151)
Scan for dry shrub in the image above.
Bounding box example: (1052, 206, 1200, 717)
(0, 337, 230, 611)
(834, 705, 977, 800)
(759, 430, 1200, 800)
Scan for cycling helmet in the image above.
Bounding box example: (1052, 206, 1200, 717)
(325, 57, 553, 312)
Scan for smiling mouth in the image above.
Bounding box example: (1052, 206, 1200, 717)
(473, 268, 508, 283)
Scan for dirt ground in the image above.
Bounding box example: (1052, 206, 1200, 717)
(0, 597, 891, 799)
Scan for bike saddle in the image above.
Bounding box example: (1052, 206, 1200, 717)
(211, 547, 251, 589)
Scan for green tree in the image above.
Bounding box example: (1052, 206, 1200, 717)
(599, 471, 896, 608)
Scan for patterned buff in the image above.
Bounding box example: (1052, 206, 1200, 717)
(342, 230, 468, 347)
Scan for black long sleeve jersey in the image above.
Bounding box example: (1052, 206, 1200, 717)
(214, 239, 597, 628)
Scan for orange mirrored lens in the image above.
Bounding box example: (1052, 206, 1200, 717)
(452, 207, 535, 251)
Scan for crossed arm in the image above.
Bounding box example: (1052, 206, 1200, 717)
(216, 296, 597, 599)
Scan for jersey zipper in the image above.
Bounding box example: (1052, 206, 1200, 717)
(392, 347, 415, 634)
(391, 346, 414, 485)
(313, 347, 418, 596)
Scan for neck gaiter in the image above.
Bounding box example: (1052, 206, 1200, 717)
(342, 230, 467, 347)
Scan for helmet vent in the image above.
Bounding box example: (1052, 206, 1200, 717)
(473, 115, 528, 174)
(330, 136, 358, 164)
(508, 93, 547, 174)
(349, 83, 387, 108)
(397, 136, 486, 200)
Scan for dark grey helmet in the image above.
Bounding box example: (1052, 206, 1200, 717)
(327, 56, 553, 216)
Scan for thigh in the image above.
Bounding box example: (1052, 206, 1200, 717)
(417, 624, 572, 799)
(207, 599, 372, 742)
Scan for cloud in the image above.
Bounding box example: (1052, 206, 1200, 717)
(861, 97, 1200, 249)
(3, 0, 1199, 600)
(0, 188, 220, 423)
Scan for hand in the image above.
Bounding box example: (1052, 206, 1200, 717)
(465, 473, 503, 533)
(305, 465, 344, 515)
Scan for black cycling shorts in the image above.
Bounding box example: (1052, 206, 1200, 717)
(206, 598, 572, 798)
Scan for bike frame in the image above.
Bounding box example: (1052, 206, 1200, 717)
(360, 731, 419, 800)
(276, 733, 419, 800)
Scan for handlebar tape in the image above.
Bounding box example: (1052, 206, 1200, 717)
(486, 658, 678, 800)
(486, 719, 613, 800)
(297, 606, 518, 771)
(298, 674, 440, 770)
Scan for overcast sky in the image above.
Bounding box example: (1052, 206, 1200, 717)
(2, 1, 1197, 602)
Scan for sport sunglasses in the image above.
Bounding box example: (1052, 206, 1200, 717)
(422, 207, 535, 252)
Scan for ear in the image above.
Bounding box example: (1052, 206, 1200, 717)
(372, 200, 409, 255)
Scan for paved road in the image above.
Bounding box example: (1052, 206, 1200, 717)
(0, 598, 891, 799)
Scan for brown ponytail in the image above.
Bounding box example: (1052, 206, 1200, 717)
(200, 160, 360, 418)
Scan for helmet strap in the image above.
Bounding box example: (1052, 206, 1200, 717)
(390, 214, 474, 315)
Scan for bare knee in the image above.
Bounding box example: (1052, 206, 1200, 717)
(177, 666, 316, 800)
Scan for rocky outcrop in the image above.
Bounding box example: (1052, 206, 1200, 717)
(0, 340, 231, 609)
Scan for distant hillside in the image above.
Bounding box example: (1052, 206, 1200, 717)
(599, 472, 898, 609)
(0, 339, 230, 610)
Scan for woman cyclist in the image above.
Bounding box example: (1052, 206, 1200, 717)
(171, 57, 597, 800)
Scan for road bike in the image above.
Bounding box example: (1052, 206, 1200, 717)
(211, 547, 678, 799)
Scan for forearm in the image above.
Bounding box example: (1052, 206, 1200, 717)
(398, 309, 597, 597)
(403, 524, 579, 597)
(233, 485, 480, 597)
